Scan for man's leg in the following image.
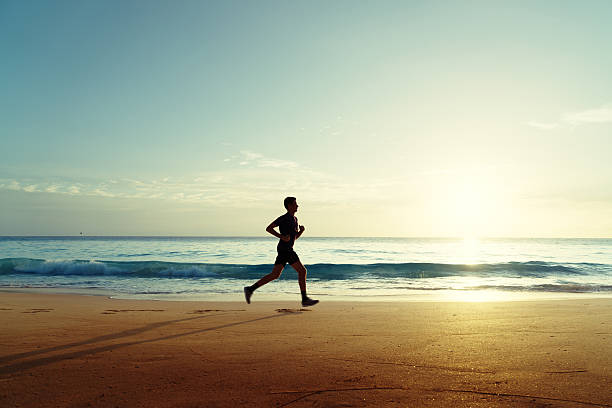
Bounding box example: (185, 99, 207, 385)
(291, 261, 318, 306)
(291, 261, 307, 293)
(244, 264, 284, 304)
(255, 264, 285, 287)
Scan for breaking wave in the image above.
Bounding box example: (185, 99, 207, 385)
(1, 257, 609, 281)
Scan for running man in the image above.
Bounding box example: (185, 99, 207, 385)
(244, 197, 319, 307)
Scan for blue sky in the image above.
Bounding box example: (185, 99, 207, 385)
(1, 0, 611, 237)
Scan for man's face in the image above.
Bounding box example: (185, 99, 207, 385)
(288, 200, 299, 213)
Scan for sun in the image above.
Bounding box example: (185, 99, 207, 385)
(460, 235, 481, 264)
(424, 168, 512, 239)
(441, 176, 500, 239)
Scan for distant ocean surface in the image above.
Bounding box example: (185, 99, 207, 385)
(1, 237, 611, 301)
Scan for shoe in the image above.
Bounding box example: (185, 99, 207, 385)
(301, 297, 319, 307)
(244, 287, 253, 304)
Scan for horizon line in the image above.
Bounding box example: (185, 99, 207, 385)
(1, 235, 611, 240)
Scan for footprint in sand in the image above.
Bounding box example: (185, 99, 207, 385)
(102, 309, 166, 314)
(188, 309, 245, 314)
(275, 308, 312, 313)
(22, 308, 54, 314)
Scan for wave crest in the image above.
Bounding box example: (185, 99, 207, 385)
(1, 258, 608, 280)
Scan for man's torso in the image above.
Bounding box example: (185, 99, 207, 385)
(275, 212, 298, 251)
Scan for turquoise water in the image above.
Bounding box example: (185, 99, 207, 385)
(1, 237, 611, 301)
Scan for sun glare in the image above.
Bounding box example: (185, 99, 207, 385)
(452, 182, 490, 238)
(460, 236, 481, 264)
(433, 175, 504, 239)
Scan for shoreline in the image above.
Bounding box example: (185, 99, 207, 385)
(1, 292, 611, 407)
(2, 286, 612, 303)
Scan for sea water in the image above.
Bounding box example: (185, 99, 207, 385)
(1, 237, 611, 301)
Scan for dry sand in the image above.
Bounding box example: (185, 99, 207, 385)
(0, 292, 611, 407)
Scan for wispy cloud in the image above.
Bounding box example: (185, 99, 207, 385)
(526, 121, 559, 130)
(1, 172, 395, 210)
(91, 188, 115, 198)
(68, 185, 81, 195)
(240, 151, 263, 161)
(3, 180, 21, 191)
(0, 149, 409, 209)
(562, 104, 612, 125)
(529, 103, 612, 130)
(0, 177, 133, 200)
(227, 150, 299, 169)
(257, 159, 298, 169)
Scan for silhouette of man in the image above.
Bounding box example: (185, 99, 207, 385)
(244, 197, 319, 307)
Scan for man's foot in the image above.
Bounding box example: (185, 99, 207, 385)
(301, 297, 319, 307)
(244, 286, 253, 304)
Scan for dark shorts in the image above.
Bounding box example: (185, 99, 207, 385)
(274, 250, 300, 266)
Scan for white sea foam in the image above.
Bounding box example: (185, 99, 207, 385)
(15, 259, 122, 275)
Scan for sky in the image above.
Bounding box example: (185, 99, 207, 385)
(1, 0, 611, 237)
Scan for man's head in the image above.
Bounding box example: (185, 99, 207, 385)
(284, 196, 298, 213)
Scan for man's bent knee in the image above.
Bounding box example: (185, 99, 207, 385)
(292, 263, 307, 274)
(270, 265, 284, 279)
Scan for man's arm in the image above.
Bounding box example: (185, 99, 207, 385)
(266, 222, 290, 241)
(295, 225, 305, 240)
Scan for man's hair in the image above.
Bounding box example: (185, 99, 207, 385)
(283, 196, 296, 209)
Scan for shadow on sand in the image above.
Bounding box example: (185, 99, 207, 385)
(0, 312, 292, 375)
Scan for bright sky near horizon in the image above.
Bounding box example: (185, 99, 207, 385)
(1, 0, 611, 237)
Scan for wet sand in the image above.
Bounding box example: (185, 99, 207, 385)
(0, 292, 611, 407)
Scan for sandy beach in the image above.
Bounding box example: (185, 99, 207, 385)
(0, 292, 610, 407)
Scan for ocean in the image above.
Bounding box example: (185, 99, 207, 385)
(1, 236, 611, 302)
